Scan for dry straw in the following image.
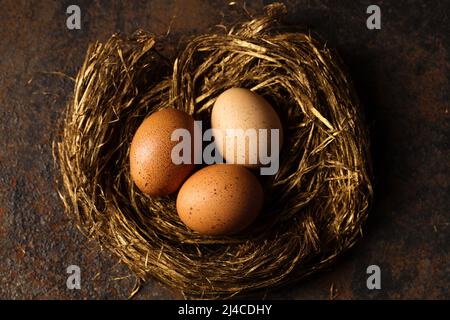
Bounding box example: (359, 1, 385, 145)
(55, 3, 373, 299)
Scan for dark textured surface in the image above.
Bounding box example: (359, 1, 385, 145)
(0, 0, 448, 299)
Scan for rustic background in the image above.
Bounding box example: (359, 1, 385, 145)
(0, 0, 448, 299)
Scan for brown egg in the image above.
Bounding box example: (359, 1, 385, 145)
(130, 108, 195, 196)
(176, 164, 263, 236)
(211, 87, 283, 168)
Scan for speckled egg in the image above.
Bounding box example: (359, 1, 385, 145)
(211, 87, 283, 168)
(130, 108, 195, 196)
(176, 164, 264, 236)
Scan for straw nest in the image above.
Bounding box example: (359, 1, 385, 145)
(56, 3, 372, 299)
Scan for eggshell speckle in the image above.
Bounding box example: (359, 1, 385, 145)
(130, 108, 195, 196)
(211, 88, 283, 168)
(176, 164, 263, 236)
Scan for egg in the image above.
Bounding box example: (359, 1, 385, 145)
(211, 88, 283, 168)
(176, 164, 263, 236)
(130, 108, 195, 196)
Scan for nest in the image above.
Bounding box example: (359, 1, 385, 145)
(56, 3, 372, 299)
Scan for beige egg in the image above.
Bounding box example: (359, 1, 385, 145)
(176, 164, 263, 236)
(130, 108, 195, 196)
(211, 88, 283, 168)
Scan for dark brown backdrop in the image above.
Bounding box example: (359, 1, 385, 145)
(0, 0, 448, 299)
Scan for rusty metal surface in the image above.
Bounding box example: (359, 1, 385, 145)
(0, 0, 448, 299)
